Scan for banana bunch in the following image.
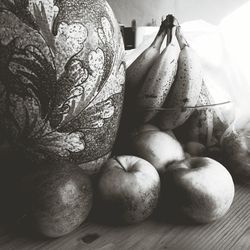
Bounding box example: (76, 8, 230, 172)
(136, 15, 180, 123)
(157, 24, 203, 130)
(126, 17, 168, 98)
(113, 17, 169, 154)
(122, 16, 171, 129)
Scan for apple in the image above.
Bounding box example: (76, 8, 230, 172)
(23, 160, 93, 238)
(183, 141, 206, 157)
(130, 125, 185, 174)
(221, 130, 250, 183)
(97, 155, 160, 224)
(161, 157, 235, 223)
(206, 145, 224, 163)
(162, 129, 177, 139)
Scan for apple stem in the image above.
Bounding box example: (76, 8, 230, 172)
(114, 156, 127, 171)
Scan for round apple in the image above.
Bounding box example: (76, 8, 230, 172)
(130, 126, 185, 174)
(23, 161, 93, 238)
(97, 155, 160, 224)
(183, 141, 206, 157)
(161, 129, 177, 139)
(161, 157, 235, 223)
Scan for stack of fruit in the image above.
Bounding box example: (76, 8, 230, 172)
(100, 14, 250, 226)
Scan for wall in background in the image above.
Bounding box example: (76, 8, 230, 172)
(107, 0, 249, 26)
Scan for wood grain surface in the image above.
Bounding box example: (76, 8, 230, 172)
(0, 184, 250, 250)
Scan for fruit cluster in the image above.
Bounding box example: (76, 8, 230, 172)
(106, 14, 250, 228)
(118, 14, 232, 151)
(109, 124, 234, 225)
(2, 14, 250, 240)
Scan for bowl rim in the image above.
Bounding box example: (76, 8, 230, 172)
(142, 101, 232, 111)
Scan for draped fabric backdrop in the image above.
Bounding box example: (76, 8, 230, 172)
(107, 0, 249, 26)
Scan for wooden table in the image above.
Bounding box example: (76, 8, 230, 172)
(0, 184, 250, 250)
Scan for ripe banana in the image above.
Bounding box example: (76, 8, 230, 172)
(114, 19, 168, 155)
(136, 15, 180, 123)
(126, 19, 168, 96)
(157, 24, 203, 130)
(176, 81, 215, 146)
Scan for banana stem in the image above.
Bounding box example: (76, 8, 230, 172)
(150, 19, 167, 49)
(166, 26, 172, 46)
(176, 25, 189, 49)
(176, 26, 189, 49)
(165, 14, 174, 46)
(166, 25, 176, 47)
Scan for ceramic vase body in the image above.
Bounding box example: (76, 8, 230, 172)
(0, 0, 125, 174)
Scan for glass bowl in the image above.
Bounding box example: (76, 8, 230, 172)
(138, 100, 235, 148)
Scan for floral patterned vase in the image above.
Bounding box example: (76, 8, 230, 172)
(0, 0, 126, 174)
